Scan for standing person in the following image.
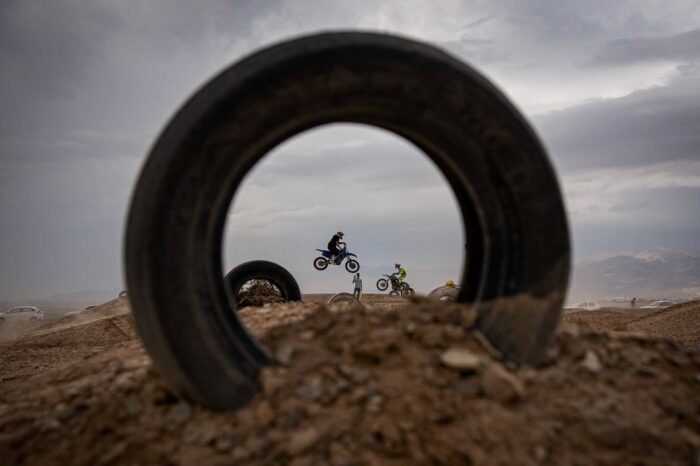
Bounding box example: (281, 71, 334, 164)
(327, 231, 344, 261)
(631, 296, 637, 308)
(353, 273, 362, 299)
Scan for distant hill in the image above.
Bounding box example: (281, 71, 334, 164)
(570, 248, 700, 300)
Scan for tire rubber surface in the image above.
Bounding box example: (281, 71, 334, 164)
(428, 285, 460, 302)
(125, 32, 570, 409)
(328, 293, 360, 305)
(225, 260, 302, 305)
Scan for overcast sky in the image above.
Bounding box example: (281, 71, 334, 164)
(1, 0, 699, 299)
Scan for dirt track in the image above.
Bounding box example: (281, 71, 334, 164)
(0, 296, 699, 465)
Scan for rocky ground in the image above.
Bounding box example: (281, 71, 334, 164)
(0, 296, 699, 465)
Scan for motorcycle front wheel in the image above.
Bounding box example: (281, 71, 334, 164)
(376, 278, 389, 291)
(345, 259, 360, 273)
(313, 257, 329, 270)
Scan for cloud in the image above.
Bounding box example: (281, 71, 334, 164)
(590, 28, 700, 66)
(535, 73, 700, 172)
(1, 0, 700, 299)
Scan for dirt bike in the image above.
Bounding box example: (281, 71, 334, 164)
(313, 244, 360, 273)
(376, 274, 415, 296)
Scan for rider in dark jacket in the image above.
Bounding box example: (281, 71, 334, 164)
(328, 231, 344, 258)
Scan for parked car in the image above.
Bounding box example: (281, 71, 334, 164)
(641, 300, 675, 310)
(564, 301, 601, 311)
(0, 306, 44, 324)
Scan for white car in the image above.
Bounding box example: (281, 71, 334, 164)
(564, 301, 601, 311)
(641, 300, 675, 310)
(0, 306, 44, 324)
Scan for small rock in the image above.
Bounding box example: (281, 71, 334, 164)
(255, 400, 275, 426)
(259, 368, 287, 396)
(165, 401, 192, 425)
(444, 325, 465, 340)
(122, 396, 141, 417)
(54, 403, 72, 421)
(404, 322, 417, 335)
(113, 372, 135, 390)
(482, 364, 524, 403)
(581, 350, 603, 373)
(39, 417, 61, 432)
(286, 427, 321, 455)
(534, 445, 547, 462)
(366, 395, 384, 413)
(275, 343, 295, 364)
(214, 433, 233, 452)
(440, 347, 482, 372)
(296, 378, 323, 402)
(183, 424, 217, 446)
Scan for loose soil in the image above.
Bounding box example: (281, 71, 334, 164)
(0, 297, 699, 465)
(236, 280, 286, 309)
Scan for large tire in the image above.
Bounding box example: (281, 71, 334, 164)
(225, 260, 301, 306)
(376, 278, 389, 291)
(428, 285, 460, 302)
(313, 257, 329, 271)
(345, 259, 360, 273)
(125, 32, 569, 410)
(328, 293, 360, 305)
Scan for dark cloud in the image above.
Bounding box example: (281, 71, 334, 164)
(535, 74, 700, 172)
(590, 28, 700, 66)
(1, 0, 699, 299)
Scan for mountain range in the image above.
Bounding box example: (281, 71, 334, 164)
(569, 248, 700, 300)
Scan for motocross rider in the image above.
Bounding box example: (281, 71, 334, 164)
(394, 263, 407, 285)
(328, 231, 344, 261)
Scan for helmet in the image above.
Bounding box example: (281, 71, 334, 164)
(395, 263, 400, 268)
(337, 231, 344, 238)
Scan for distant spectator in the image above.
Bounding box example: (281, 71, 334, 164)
(353, 273, 362, 299)
(631, 296, 637, 307)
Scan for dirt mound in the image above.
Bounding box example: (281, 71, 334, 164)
(1, 300, 699, 465)
(0, 296, 130, 344)
(562, 308, 643, 333)
(626, 301, 700, 348)
(237, 280, 286, 308)
(0, 298, 136, 383)
(563, 301, 700, 349)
